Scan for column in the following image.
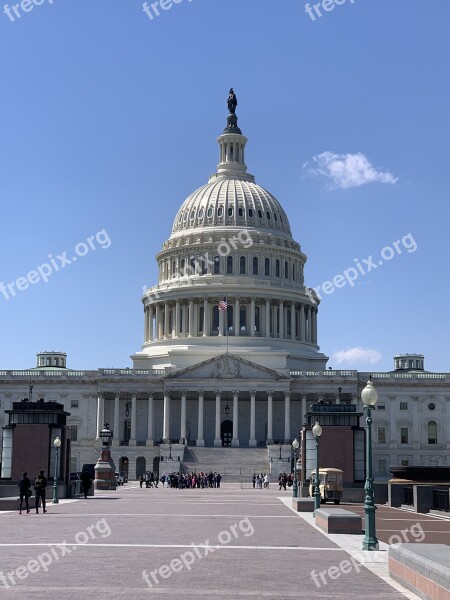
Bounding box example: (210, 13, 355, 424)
(174, 301, 180, 338)
(279, 300, 284, 339)
(156, 304, 162, 340)
(180, 392, 187, 443)
(164, 302, 169, 339)
(197, 392, 205, 447)
(203, 299, 208, 336)
(96, 393, 104, 439)
(232, 391, 239, 447)
(265, 299, 270, 337)
(299, 303, 305, 341)
(163, 393, 170, 440)
(335, 391, 341, 405)
(188, 300, 194, 337)
(130, 394, 137, 444)
(249, 391, 256, 447)
(214, 391, 221, 447)
(113, 394, 120, 446)
(250, 298, 255, 337)
(290, 302, 295, 340)
(272, 305, 277, 337)
(149, 306, 154, 341)
(267, 392, 273, 443)
(182, 304, 187, 337)
(234, 297, 240, 334)
(144, 307, 148, 342)
(301, 395, 307, 425)
(314, 308, 318, 344)
(146, 394, 154, 445)
(284, 391, 290, 443)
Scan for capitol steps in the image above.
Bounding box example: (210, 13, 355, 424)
(180, 447, 269, 483)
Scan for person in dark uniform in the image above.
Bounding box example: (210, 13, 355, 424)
(34, 470, 48, 514)
(18, 472, 31, 514)
(80, 469, 92, 499)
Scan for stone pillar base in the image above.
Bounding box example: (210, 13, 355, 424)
(266, 438, 273, 445)
(231, 439, 240, 447)
(197, 440, 205, 447)
(249, 440, 257, 448)
(146, 439, 154, 446)
(129, 439, 136, 446)
(214, 439, 222, 447)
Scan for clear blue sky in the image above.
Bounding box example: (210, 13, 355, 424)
(0, 0, 449, 372)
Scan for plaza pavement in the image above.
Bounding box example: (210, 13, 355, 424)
(0, 482, 445, 599)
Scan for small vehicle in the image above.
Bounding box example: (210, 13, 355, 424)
(309, 468, 343, 504)
(115, 472, 124, 485)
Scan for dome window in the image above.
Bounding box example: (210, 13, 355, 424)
(265, 258, 270, 276)
(218, 207, 223, 217)
(226, 256, 233, 274)
(280, 215, 283, 223)
(274, 213, 278, 222)
(214, 256, 220, 274)
(238, 207, 243, 217)
(266, 211, 271, 220)
(207, 207, 213, 217)
(253, 257, 258, 275)
(184, 212, 188, 221)
(240, 256, 246, 274)
(198, 208, 204, 218)
(228, 207, 233, 217)
(275, 260, 280, 277)
(190, 210, 196, 219)
(248, 209, 253, 217)
(258, 209, 263, 219)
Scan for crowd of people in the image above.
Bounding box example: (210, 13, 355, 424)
(251, 473, 270, 488)
(278, 472, 295, 490)
(139, 471, 222, 489)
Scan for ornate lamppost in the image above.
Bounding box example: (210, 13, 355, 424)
(52, 435, 61, 504)
(94, 423, 116, 490)
(361, 377, 379, 550)
(312, 421, 322, 510)
(292, 437, 299, 498)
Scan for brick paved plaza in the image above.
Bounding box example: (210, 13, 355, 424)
(1, 483, 447, 599)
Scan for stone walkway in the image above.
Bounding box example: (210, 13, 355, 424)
(0, 483, 425, 599)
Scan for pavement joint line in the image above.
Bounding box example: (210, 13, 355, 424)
(278, 496, 423, 600)
(14, 513, 297, 518)
(0, 543, 346, 550)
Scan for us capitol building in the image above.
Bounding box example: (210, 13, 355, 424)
(1, 95, 449, 482)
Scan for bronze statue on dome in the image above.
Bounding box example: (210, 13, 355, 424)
(227, 88, 237, 114)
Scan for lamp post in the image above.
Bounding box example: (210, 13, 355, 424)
(95, 423, 115, 491)
(52, 435, 61, 504)
(361, 377, 379, 551)
(169, 444, 173, 461)
(278, 443, 282, 460)
(292, 438, 299, 498)
(312, 421, 322, 510)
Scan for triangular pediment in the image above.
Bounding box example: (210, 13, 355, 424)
(167, 354, 287, 381)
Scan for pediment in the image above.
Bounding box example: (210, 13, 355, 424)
(168, 354, 287, 381)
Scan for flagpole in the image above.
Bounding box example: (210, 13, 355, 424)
(225, 295, 229, 354)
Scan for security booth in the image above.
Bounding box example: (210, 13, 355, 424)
(0, 400, 71, 490)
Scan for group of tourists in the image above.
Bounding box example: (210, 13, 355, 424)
(139, 471, 222, 489)
(278, 472, 295, 490)
(252, 473, 270, 488)
(17, 470, 48, 514)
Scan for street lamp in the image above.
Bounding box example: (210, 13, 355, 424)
(278, 443, 282, 460)
(312, 421, 322, 510)
(52, 435, 61, 504)
(292, 438, 299, 498)
(361, 377, 379, 551)
(168, 444, 173, 461)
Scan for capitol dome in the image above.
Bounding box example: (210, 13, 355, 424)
(133, 94, 328, 372)
(171, 179, 292, 238)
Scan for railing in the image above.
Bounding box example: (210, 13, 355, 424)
(290, 370, 357, 377)
(432, 489, 450, 512)
(0, 368, 166, 379)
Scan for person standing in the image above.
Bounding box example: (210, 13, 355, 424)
(18, 472, 31, 515)
(34, 470, 48, 514)
(80, 469, 92, 499)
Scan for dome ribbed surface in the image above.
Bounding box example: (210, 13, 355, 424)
(171, 178, 292, 236)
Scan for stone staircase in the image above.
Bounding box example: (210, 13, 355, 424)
(180, 447, 269, 483)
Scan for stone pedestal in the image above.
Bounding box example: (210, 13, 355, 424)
(94, 449, 116, 490)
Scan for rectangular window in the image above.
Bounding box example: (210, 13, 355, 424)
(71, 425, 78, 442)
(400, 402, 408, 411)
(377, 427, 386, 444)
(378, 459, 387, 477)
(401, 459, 409, 467)
(70, 399, 79, 409)
(400, 427, 409, 444)
(377, 402, 385, 410)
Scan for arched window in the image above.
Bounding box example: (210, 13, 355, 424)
(190, 257, 196, 275)
(199, 305, 204, 333)
(265, 258, 270, 276)
(240, 306, 247, 333)
(172, 260, 176, 277)
(266, 211, 271, 220)
(218, 207, 223, 217)
(275, 260, 280, 277)
(200, 258, 207, 275)
(428, 421, 437, 444)
(227, 255, 233, 274)
(212, 306, 219, 334)
(228, 207, 233, 217)
(255, 305, 260, 333)
(238, 207, 243, 217)
(240, 256, 246, 274)
(227, 305, 234, 333)
(207, 207, 213, 217)
(180, 258, 185, 276)
(214, 256, 220, 274)
(248, 208, 254, 217)
(258, 209, 263, 218)
(285, 261, 289, 279)
(252, 257, 258, 275)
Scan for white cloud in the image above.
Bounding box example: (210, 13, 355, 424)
(304, 151, 398, 189)
(332, 347, 382, 366)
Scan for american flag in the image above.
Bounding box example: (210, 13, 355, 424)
(219, 297, 228, 311)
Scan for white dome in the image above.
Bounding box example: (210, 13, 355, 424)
(171, 178, 292, 237)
